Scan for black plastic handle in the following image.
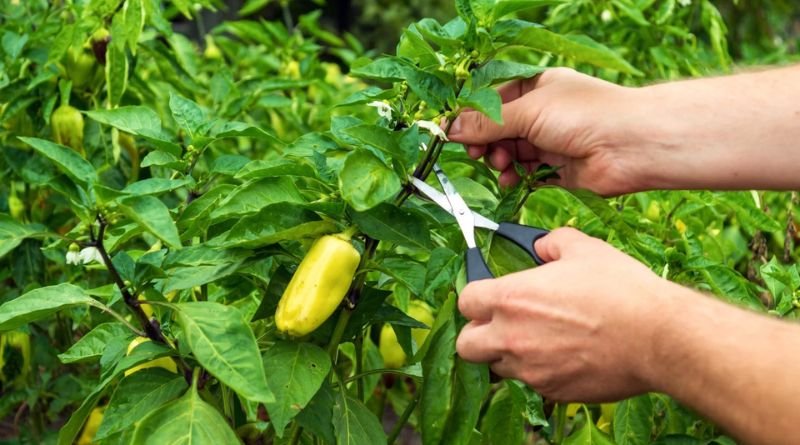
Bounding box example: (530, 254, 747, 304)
(495, 222, 549, 265)
(466, 246, 493, 282)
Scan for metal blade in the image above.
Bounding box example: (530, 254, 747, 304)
(432, 163, 478, 249)
(408, 176, 499, 231)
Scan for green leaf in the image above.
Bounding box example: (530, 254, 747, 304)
(406, 68, 454, 110)
(520, 384, 548, 427)
(239, 0, 272, 16)
(332, 392, 387, 445)
(0, 283, 99, 331)
(85, 106, 164, 138)
(349, 57, 411, 82)
(251, 266, 291, 322)
(421, 317, 457, 445)
(122, 178, 193, 195)
(563, 407, 615, 445)
(218, 202, 336, 248)
(106, 43, 129, 107)
(124, 0, 145, 53)
(118, 195, 182, 250)
(507, 27, 643, 76)
(455, 0, 475, 23)
(338, 86, 398, 108)
(175, 302, 274, 404)
(343, 124, 419, 169)
(442, 358, 490, 445)
(492, 0, 565, 21)
(351, 203, 432, 249)
(58, 322, 133, 364)
(339, 150, 402, 212)
(423, 247, 461, 299)
(2, 31, 28, 60)
(95, 369, 188, 440)
(235, 159, 318, 180)
(262, 342, 332, 437)
(211, 121, 279, 143)
(459, 87, 503, 124)
(0, 216, 46, 259)
(211, 177, 304, 222)
(480, 380, 527, 445)
(296, 381, 337, 444)
(168, 33, 200, 77)
(614, 394, 654, 445)
(169, 93, 206, 138)
(472, 60, 546, 89)
(18, 137, 97, 185)
(162, 263, 243, 292)
(130, 384, 240, 445)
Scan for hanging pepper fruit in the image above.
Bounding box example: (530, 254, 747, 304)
(77, 406, 105, 445)
(379, 300, 435, 368)
(90, 28, 111, 65)
(7, 192, 24, 221)
(275, 233, 361, 337)
(65, 47, 98, 89)
(124, 337, 178, 376)
(0, 331, 31, 389)
(51, 104, 84, 154)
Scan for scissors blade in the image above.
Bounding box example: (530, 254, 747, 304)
(408, 176, 499, 231)
(432, 163, 478, 249)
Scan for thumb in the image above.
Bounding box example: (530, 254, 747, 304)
(534, 227, 592, 263)
(448, 97, 532, 145)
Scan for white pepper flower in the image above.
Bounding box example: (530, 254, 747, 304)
(415, 120, 448, 141)
(677, 0, 691, 6)
(78, 247, 104, 265)
(66, 243, 81, 265)
(600, 9, 613, 23)
(367, 101, 393, 120)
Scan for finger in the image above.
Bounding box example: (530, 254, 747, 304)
(498, 168, 521, 188)
(447, 97, 531, 145)
(456, 321, 503, 363)
(487, 144, 514, 171)
(467, 144, 486, 159)
(458, 279, 498, 321)
(489, 357, 518, 380)
(497, 80, 525, 103)
(534, 227, 592, 263)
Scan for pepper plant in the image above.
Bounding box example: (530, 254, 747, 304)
(1, 0, 799, 444)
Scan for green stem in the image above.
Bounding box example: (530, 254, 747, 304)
(387, 390, 420, 445)
(553, 403, 568, 443)
(355, 336, 364, 401)
(343, 368, 417, 385)
(288, 423, 303, 445)
(326, 308, 353, 360)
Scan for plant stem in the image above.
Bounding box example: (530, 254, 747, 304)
(387, 390, 420, 445)
(288, 423, 303, 445)
(355, 336, 364, 401)
(94, 215, 165, 344)
(326, 308, 353, 360)
(553, 403, 568, 443)
(281, 0, 294, 31)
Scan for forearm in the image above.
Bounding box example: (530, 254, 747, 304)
(644, 285, 800, 444)
(631, 64, 800, 191)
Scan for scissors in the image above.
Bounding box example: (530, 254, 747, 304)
(409, 164, 550, 282)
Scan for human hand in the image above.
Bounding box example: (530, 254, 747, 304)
(455, 228, 675, 402)
(448, 68, 648, 196)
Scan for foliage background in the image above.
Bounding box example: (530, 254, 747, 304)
(1, 0, 799, 444)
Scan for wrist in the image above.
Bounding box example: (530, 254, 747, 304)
(631, 279, 696, 392)
(615, 85, 693, 193)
